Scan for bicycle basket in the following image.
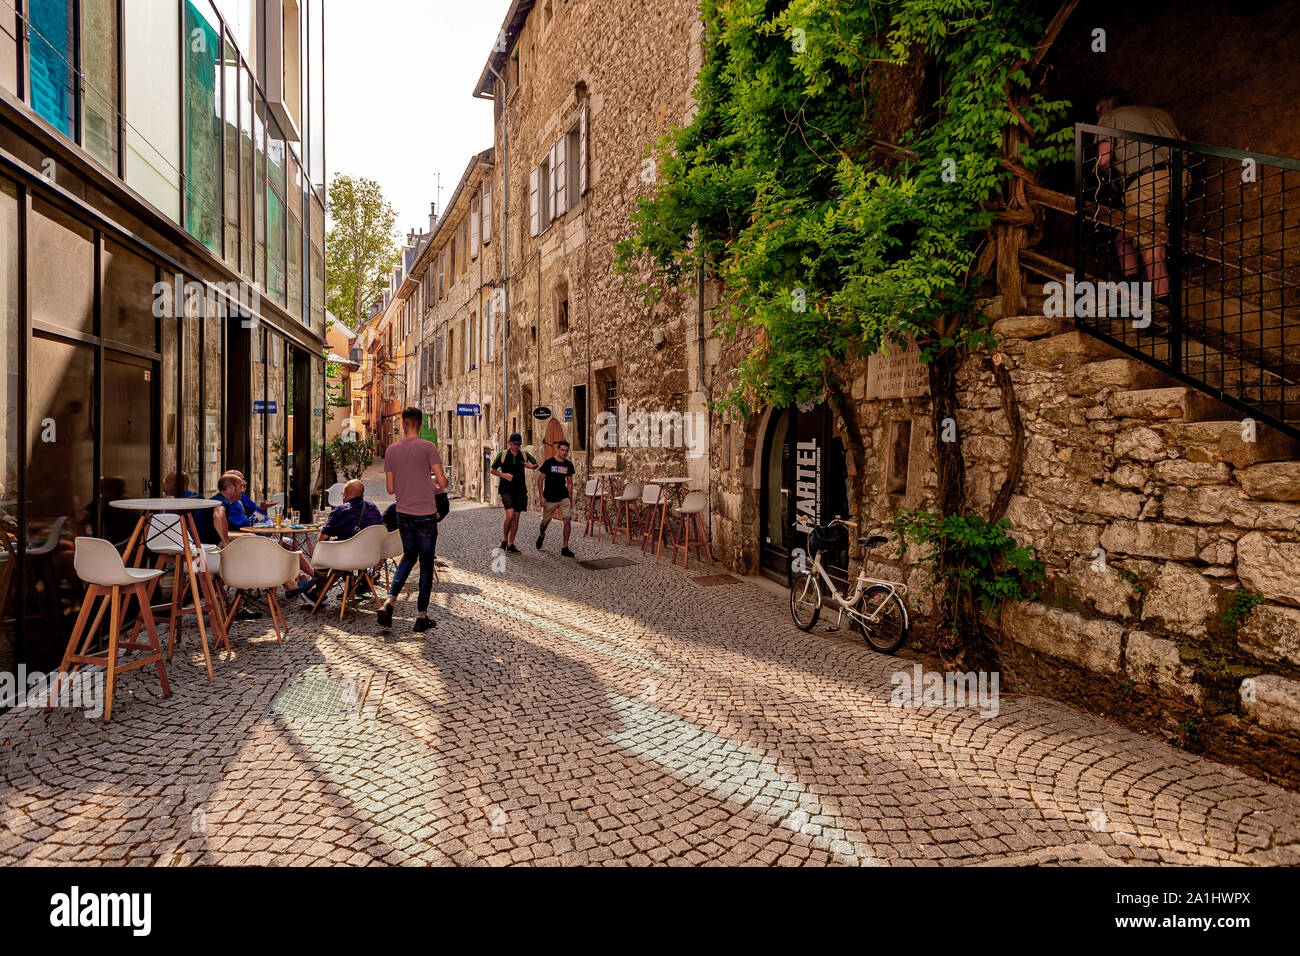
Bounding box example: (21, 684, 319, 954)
(806, 523, 846, 557)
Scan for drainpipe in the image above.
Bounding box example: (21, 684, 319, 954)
(486, 62, 510, 447)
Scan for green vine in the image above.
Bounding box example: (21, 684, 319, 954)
(892, 510, 1045, 635)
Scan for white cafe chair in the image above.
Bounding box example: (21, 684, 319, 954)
(310, 524, 388, 620)
(326, 483, 346, 508)
(218, 535, 300, 645)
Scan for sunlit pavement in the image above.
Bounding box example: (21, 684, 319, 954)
(3, 503, 1300, 866)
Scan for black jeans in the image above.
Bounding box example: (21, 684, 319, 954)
(390, 513, 437, 613)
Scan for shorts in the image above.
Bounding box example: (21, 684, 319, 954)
(500, 490, 527, 513)
(541, 498, 572, 521)
(1123, 167, 1190, 251)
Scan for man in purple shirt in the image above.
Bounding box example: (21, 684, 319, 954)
(377, 407, 448, 633)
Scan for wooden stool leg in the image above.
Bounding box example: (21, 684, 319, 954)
(135, 582, 171, 699)
(683, 512, 691, 570)
(48, 585, 100, 711)
(103, 586, 121, 722)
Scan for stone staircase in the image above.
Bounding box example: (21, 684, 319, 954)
(967, 285, 1300, 784)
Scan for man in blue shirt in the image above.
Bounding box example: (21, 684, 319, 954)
(222, 470, 273, 522)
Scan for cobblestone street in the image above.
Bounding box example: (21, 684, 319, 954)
(2, 503, 1299, 867)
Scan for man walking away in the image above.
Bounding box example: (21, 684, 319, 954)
(377, 407, 447, 633)
(536, 440, 576, 557)
(490, 433, 537, 554)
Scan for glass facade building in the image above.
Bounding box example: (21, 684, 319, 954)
(0, 0, 327, 674)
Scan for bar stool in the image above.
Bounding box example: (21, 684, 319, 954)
(610, 481, 642, 545)
(582, 479, 603, 537)
(49, 537, 171, 722)
(671, 491, 714, 568)
(639, 484, 664, 554)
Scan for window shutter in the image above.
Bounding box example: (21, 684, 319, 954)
(529, 166, 540, 236)
(548, 143, 558, 222)
(471, 195, 481, 258)
(482, 180, 492, 243)
(463, 320, 469, 371)
(554, 136, 567, 216)
(486, 290, 496, 362)
(579, 103, 588, 194)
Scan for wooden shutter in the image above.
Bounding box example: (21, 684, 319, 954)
(529, 166, 540, 236)
(470, 195, 481, 259)
(579, 103, 588, 194)
(486, 290, 496, 363)
(482, 180, 492, 243)
(554, 136, 567, 216)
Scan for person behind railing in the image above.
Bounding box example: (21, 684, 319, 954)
(1094, 88, 1189, 304)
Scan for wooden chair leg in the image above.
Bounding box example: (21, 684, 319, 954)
(266, 591, 284, 643)
(310, 570, 336, 615)
(135, 582, 171, 699)
(103, 586, 121, 722)
(338, 574, 353, 621)
(48, 584, 99, 711)
(366, 571, 384, 611)
(223, 592, 243, 634)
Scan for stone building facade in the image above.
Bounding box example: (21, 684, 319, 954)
(363, 0, 1300, 784)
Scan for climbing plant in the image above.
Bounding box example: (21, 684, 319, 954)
(617, 0, 1074, 667)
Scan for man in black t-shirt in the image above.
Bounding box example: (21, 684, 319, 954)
(490, 433, 538, 554)
(535, 440, 576, 557)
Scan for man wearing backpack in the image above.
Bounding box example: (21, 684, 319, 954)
(490, 433, 537, 555)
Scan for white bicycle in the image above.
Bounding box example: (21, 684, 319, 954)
(789, 517, 910, 653)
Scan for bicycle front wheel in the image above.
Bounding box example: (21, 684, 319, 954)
(790, 570, 822, 631)
(855, 585, 908, 653)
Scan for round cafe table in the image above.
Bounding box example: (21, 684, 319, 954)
(112, 498, 223, 683)
(244, 523, 321, 557)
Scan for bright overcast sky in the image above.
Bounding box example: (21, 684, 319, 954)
(325, 0, 508, 239)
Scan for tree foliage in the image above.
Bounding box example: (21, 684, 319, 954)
(326, 174, 402, 329)
(617, 0, 1072, 413)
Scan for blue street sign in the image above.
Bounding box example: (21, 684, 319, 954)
(253, 400, 278, 414)
(457, 403, 481, 416)
(564, 407, 573, 422)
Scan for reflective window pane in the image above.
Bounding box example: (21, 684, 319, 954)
(0, 179, 17, 671)
(24, 336, 94, 661)
(81, 0, 119, 170)
(183, 1, 223, 253)
(202, 293, 223, 494)
(222, 36, 240, 266)
(125, 0, 181, 219)
(28, 0, 75, 137)
(102, 239, 158, 350)
(30, 198, 94, 336)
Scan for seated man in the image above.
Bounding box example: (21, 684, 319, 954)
(162, 471, 201, 499)
(297, 479, 383, 604)
(222, 469, 274, 522)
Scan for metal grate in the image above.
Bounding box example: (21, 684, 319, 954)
(271, 667, 372, 720)
(1075, 122, 1300, 439)
(578, 557, 637, 570)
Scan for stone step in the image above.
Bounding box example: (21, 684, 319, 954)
(1023, 330, 1123, 371)
(991, 315, 1074, 340)
(1107, 386, 1236, 422)
(1065, 358, 1175, 395)
(1165, 419, 1300, 468)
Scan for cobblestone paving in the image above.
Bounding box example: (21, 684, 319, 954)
(3, 503, 1300, 866)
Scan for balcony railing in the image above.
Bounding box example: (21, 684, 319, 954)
(1074, 123, 1300, 439)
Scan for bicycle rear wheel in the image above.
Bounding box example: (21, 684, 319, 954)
(854, 585, 908, 653)
(790, 570, 821, 631)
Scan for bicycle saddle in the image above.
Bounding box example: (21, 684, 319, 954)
(859, 535, 888, 548)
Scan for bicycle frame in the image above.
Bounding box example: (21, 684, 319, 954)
(800, 548, 910, 630)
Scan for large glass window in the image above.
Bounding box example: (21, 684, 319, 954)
(307, 0, 324, 188)
(101, 239, 158, 351)
(202, 293, 223, 494)
(81, 0, 119, 170)
(25, 336, 94, 658)
(266, 332, 285, 503)
(222, 35, 240, 266)
(1, 1, 17, 94)
(0, 180, 17, 671)
(183, 1, 223, 254)
(28, 0, 75, 137)
(267, 119, 286, 305)
(240, 64, 254, 279)
(254, 96, 267, 292)
(288, 152, 303, 320)
(30, 198, 94, 336)
(125, 0, 181, 220)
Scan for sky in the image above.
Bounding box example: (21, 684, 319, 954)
(324, 0, 509, 241)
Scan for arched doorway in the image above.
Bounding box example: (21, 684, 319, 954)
(758, 404, 850, 587)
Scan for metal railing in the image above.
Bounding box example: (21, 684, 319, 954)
(1075, 123, 1300, 439)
